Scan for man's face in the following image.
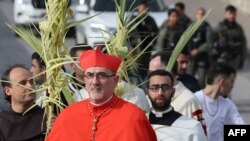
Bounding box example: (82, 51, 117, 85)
(72, 50, 85, 80)
(30, 59, 45, 84)
(220, 73, 235, 97)
(168, 12, 179, 25)
(148, 75, 175, 111)
(225, 11, 236, 22)
(149, 56, 166, 72)
(5, 67, 36, 105)
(195, 9, 204, 20)
(137, 4, 148, 16)
(177, 54, 189, 75)
(84, 67, 118, 104)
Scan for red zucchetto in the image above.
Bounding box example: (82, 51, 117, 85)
(79, 47, 122, 73)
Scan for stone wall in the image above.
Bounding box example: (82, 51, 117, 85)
(224, 0, 250, 14)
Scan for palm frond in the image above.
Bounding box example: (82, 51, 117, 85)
(166, 9, 211, 71)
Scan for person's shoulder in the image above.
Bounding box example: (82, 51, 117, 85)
(0, 110, 7, 121)
(119, 98, 146, 117)
(174, 115, 202, 128)
(235, 22, 244, 31)
(204, 21, 210, 26)
(218, 20, 225, 26)
(29, 106, 45, 118)
(177, 82, 195, 98)
(178, 74, 201, 91)
(33, 105, 44, 112)
(216, 20, 226, 30)
(58, 100, 88, 117)
(147, 15, 156, 21)
(175, 81, 194, 100)
(120, 98, 143, 111)
(194, 90, 203, 97)
(182, 74, 198, 82)
(219, 97, 236, 107)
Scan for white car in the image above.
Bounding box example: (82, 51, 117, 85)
(13, 0, 78, 27)
(75, 0, 168, 45)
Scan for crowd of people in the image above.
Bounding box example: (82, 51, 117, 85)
(0, 0, 247, 141)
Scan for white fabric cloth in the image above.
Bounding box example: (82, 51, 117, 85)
(78, 80, 150, 112)
(152, 115, 207, 141)
(172, 81, 202, 118)
(68, 82, 81, 102)
(194, 90, 245, 141)
(151, 107, 173, 118)
(35, 90, 47, 107)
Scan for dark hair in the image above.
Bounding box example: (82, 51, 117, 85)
(31, 52, 46, 68)
(150, 51, 171, 66)
(180, 47, 189, 56)
(150, 51, 178, 75)
(136, 0, 148, 6)
(175, 2, 185, 10)
(197, 7, 206, 15)
(168, 8, 179, 17)
(225, 5, 237, 12)
(206, 63, 236, 85)
(70, 44, 92, 58)
(148, 70, 174, 87)
(1, 64, 29, 103)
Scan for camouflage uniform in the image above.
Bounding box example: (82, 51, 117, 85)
(156, 23, 185, 52)
(179, 14, 192, 30)
(188, 21, 211, 87)
(130, 15, 159, 80)
(211, 20, 247, 70)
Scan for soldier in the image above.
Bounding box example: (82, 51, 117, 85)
(211, 5, 247, 70)
(175, 2, 192, 30)
(188, 7, 211, 88)
(156, 9, 185, 53)
(130, 0, 159, 80)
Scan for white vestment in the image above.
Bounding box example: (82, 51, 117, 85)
(149, 108, 207, 141)
(195, 90, 245, 141)
(172, 81, 202, 118)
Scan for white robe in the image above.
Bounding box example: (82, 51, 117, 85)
(77, 80, 150, 112)
(172, 81, 202, 119)
(195, 90, 245, 141)
(152, 115, 207, 141)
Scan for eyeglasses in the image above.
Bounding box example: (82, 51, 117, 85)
(149, 84, 173, 92)
(84, 72, 115, 80)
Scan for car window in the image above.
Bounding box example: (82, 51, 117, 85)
(31, 0, 72, 9)
(93, 0, 167, 12)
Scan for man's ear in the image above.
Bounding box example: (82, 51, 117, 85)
(41, 66, 46, 72)
(114, 75, 119, 86)
(3, 87, 11, 96)
(219, 78, 225, 86)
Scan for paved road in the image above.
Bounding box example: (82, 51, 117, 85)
(1, 0, 250, 123)
(165, 0, 250, 123)
(0, 0, 75, 110)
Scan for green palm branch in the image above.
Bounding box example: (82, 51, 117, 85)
(166, 9, 211, 71)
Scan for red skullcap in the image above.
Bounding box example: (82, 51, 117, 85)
(80, 47, 122, 73)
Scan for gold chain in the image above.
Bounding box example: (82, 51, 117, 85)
(87, 97, 118, 141)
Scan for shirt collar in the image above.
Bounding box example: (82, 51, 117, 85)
(90, 95, 114, 107)
(151, 106, 173, 118)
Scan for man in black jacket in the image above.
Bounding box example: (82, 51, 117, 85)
(0, 64, 46, 141)
(131, 0, 159, 80)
